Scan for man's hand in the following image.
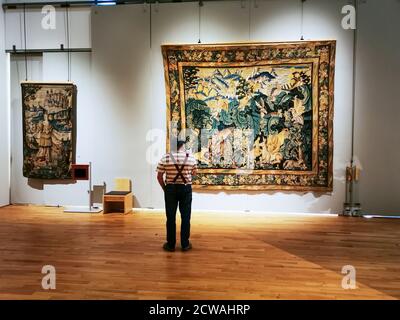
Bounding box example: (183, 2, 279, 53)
(157, 172, 166, 191)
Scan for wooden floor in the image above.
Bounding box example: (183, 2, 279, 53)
(0, 205, 399, 300)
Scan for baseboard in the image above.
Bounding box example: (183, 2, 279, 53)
(132, 207, 337, 216)
(363, 215, 400, 219)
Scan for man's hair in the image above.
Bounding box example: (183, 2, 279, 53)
(170, 135, 187, 152)
(177, 140, 186, 150)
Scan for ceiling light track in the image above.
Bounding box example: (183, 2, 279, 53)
(3, 0, 228, 10)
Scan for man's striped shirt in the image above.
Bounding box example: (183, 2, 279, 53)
(157, 151, 197, 185)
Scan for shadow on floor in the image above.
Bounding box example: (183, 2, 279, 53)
(238, 216, 400, 299)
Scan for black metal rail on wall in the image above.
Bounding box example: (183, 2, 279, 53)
(2, 0, 220, 10)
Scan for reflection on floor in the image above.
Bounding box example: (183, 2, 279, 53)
(0, 205, 399, 299)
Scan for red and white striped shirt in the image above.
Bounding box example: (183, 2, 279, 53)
(157, 151, 197, 185)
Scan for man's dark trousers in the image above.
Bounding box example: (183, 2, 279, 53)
(164, 184, 192, 248)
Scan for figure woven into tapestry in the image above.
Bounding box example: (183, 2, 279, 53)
(22, 82, 76, 179)
(163, 41, 335, 191)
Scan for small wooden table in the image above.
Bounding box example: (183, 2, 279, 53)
(103, 191, 133, 214)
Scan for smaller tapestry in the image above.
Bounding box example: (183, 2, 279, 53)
(22, 82, 76, 179)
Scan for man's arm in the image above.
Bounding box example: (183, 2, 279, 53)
(157, 172, 166, 191)
(191, 157, 198, 176)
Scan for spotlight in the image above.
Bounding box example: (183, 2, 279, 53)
(96, 0, 117, 6)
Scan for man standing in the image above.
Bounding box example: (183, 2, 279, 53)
(157, 139, 197, 252)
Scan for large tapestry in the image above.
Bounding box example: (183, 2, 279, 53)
(22, 82, 76, 179)
(162, 41, 335, 191)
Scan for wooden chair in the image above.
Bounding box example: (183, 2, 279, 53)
(103, 178, 133, 214)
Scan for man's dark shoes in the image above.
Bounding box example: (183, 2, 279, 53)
(163, 243, 175, 252)
(181, 242, 192, 252)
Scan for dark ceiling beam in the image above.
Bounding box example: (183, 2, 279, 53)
(2, 0, 222, 10)
(6, 48, 92, 54)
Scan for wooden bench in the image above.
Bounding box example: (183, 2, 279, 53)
(103, 179, 133, 214)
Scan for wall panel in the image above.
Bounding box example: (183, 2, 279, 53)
(91, 5, 152, 208)
(10, 55, 44, 204)
(354, 0, 400, 214)
(0, 0, 10, 206)
(4, 7, 91, 50)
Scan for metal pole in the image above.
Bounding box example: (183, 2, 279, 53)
(350, 0, 359, 166)
(89, 161, 92, 210)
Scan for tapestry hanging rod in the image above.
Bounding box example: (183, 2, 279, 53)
(3, 0, 220, 10)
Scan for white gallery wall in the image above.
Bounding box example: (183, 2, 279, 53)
(4, 0, 400, 214)
(5, 6, 91, 50)
(93, 0, 354, 214)
(354, 0, 400, 215)
(0, 0, 10, 207)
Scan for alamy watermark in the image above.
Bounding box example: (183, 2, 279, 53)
(147, 126, 261, 172)
(41, 265, 56, 290)
(341, 265, 356, 290)
(341, 5, 356, 30)
(41, 5, 56, 30)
